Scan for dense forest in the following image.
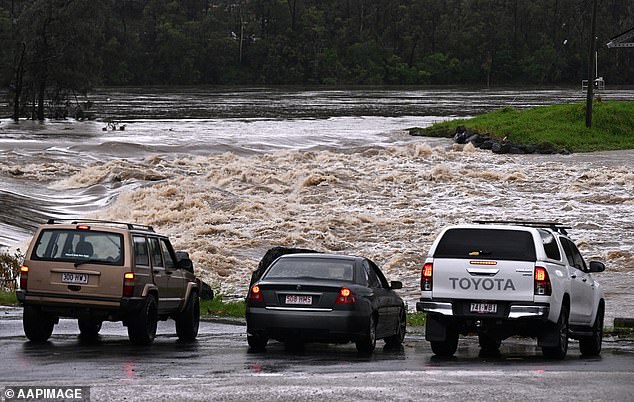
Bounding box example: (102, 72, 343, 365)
(1, 0, 633, 119)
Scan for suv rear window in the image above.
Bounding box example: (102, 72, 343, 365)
(434, 228, 536, 262)
(32, 229, 124, 265)
(264, 258, 355, 282)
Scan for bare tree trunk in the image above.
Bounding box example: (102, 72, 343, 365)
(37, 80, 46, 121)
(287, 0, 297, 31)
(12, 43, 26, 122)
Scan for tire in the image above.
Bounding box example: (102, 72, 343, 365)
(542, 302, 569, 359)
(356, 315, 377, 353)
(247, 333, 268, 351)
(385, 308, 406, 346)
(478, 334, 501, 352)
(176, 292, 200, 342)
(23, 305, 55, 343)
(78, 317, 102, 340)
(430, 329, 459, 357)
(127, 294, 158, 345)
(579, 304, 604, 356)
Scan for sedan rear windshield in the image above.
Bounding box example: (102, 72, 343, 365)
(434, 228, 536, 262)
(32, 229, 124, 266)
(264, 258, 355, 282)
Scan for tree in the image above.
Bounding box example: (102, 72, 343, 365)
(9, 0, 106, 120)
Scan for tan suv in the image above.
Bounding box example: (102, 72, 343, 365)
(16, 219, 201, 345)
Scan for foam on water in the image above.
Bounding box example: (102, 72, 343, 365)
(25, 141, 627, 324)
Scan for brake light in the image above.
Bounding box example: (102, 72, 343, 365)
(76, 225, 91, 230)
(534, 266, 552, 296)
(421, 263, 433, 291)
(19, 266, 29, 289)
(123, 272, 135, 297)
(248, 284, 262, 301)
(336, 287, 356, 304)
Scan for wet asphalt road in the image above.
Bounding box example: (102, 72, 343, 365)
(1, 306, 633, 401)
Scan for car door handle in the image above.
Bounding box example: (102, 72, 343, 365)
(571, 274, 577, 279)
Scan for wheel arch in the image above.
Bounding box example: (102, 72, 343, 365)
(179, 282, 199, 312)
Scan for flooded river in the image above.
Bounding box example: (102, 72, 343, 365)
(1, 87, 633, 324)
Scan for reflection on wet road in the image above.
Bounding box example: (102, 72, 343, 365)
(1, 310, 633, 401)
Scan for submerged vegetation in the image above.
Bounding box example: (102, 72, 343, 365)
(409, 101, 634, 152)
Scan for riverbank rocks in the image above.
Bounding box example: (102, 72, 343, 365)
(452, 126, 571, 155)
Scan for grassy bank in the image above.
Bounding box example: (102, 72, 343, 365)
(409, 101, 634, 152)
(201, 296, 246, 318)
(201, 296, 427, 327)
(0, 290, 18, 305)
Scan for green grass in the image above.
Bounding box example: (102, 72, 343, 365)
(408, 101, 634, 152)
(199, 296, 428, 328)
(0, 290, 18, 305)
(407, 311, 426, 327)
(201, 295, 246, 318)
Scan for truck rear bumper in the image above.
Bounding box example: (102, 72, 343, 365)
(417, 301, 453, 315)
(417, 299, 549, 319)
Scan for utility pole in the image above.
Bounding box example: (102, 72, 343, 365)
(585, 0, 598, 128)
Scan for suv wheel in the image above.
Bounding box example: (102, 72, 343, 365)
(128, 294, 158, 345)
(23, 305, 55, 343)
(542, 303, 569, 359)
(176, 292, 200, 341)
(430, 329, 459, 357)
(355, 315, 377, 353)
(78, 318, 102, 340)
(579, 304, 603, 356)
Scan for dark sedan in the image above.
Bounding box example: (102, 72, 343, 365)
(245, 253, 406, 353)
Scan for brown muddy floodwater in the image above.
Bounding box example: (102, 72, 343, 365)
(1, 87, 633, 325)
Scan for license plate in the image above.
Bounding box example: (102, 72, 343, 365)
(285, 295, 312, 305)
(470, 303, 497, 314)
(61, 272, 88, 284)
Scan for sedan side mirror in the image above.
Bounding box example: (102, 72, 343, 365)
(588, 261, 605, 273)
(390, 281, 403, 290)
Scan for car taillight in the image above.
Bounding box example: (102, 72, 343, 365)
(336, 287, 356, 304)
(248, 284, 262, 302)
(534, 266, 552, 296)
(19, 266, 29, 289)
(421, 263, 433, 291)
(123, 272, 135, 297)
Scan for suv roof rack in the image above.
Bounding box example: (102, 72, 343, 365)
(473, 220, 571, 235)
(46, 218, 155, 232)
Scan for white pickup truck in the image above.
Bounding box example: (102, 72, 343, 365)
(416, 221, 605, 359)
